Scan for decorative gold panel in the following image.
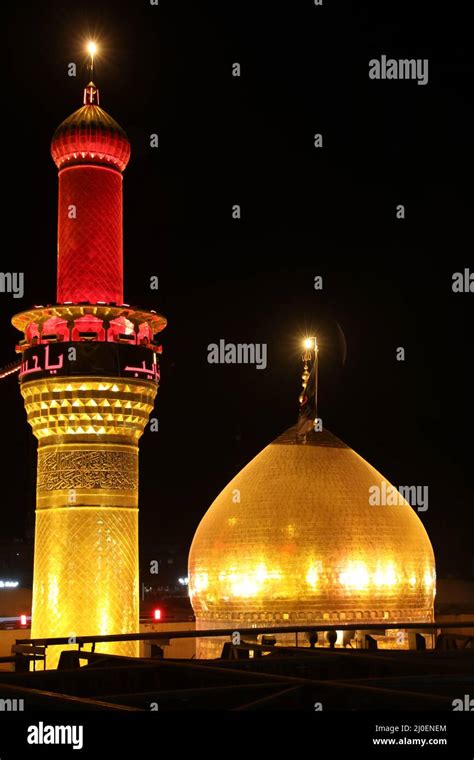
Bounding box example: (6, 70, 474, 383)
(37, 446, 137, 491)
(21, 377, 157, 441)
(36, 444, 138, 509)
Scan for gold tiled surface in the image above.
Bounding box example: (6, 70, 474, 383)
(21, 378, 156, 441)
(189, 427, 435, 658)
(31, 507, 140, 666)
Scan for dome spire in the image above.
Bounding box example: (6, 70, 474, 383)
(297, 337, 319, 440)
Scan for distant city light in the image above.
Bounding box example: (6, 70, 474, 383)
(20, 614, 27, 626)
(178, 577, 189, 586)
(153, 608, 162, 620)
(0, 580, 19, 588)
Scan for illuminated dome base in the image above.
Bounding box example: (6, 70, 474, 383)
(189, 427, 436, 658)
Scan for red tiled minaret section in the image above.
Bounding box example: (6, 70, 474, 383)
(51, 81, 130, 304)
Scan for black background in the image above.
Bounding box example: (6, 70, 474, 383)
(1, 0, 473, 578)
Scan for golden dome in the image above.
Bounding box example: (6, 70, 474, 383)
(189, 426, 436, 655)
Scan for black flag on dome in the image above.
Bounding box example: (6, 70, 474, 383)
(297, 359, 318, 438)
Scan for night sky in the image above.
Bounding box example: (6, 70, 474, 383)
(1, 0, 472, 578)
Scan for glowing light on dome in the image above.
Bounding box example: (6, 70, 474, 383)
(306, 564, 320, 589)
(231, 576, 259, 598)
(424, 569, 435, 588)
(339, 561, 370, 590)
(193, 573, 209, 592)
(372, 561, 398, 588)
(215, 564, 282, 599)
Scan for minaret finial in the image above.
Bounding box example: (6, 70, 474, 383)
(84, 41, 100, 105)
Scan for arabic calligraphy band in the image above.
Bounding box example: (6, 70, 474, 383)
(19, 342, 160, 384)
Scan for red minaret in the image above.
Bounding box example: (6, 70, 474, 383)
(12, 45, 166, 666)
(51, 78, 130, 304)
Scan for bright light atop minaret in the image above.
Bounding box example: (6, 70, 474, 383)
(87, 41, 98, 57)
